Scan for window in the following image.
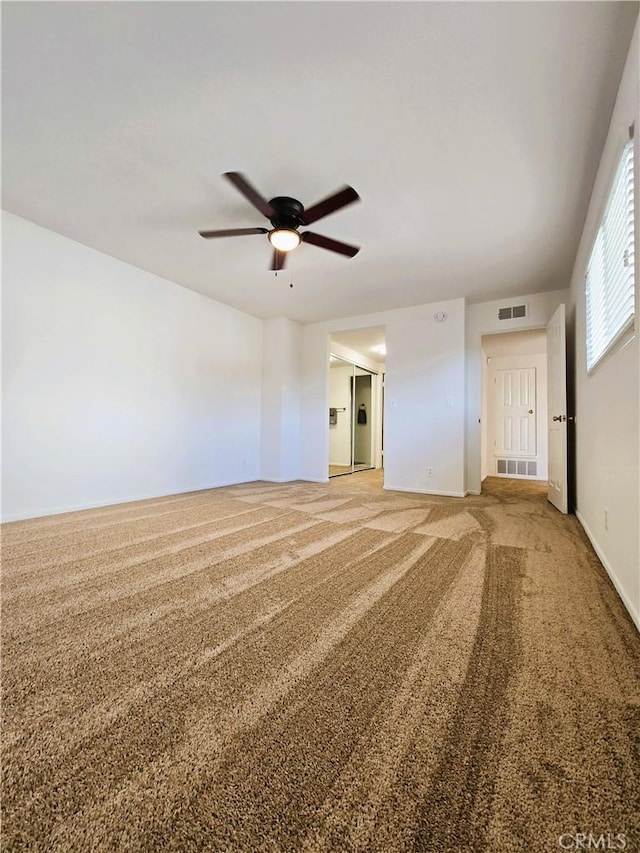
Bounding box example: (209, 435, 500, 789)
(585, 137, 635, 372)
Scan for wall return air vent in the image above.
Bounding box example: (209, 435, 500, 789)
(496, 458, 537, 477)
(497, 304, 528, 321)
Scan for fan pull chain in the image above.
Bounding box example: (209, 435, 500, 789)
(273, 269, 294, 288)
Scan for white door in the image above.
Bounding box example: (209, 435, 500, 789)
(547, 303, 568, 513)
(495, 367, 537, 457)
(486, 352, 547, 479)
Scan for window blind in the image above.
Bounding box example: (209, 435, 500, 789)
(586, 138, 635, 372)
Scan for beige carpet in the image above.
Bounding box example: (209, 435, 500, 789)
(2, 474, 639, 852)
(329, 466, 374, 477)
(328, 465, 352, 477)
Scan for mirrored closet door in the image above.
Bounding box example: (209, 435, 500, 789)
(328, 355, 376, 478)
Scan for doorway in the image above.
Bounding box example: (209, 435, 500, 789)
(328, 327, 385, 479)
(481, 329, 548, 482)
(328, 357, 377, 477)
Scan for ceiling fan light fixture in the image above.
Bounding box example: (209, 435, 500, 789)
(268, 228, 301, 252)
(198, 174, 360, 268)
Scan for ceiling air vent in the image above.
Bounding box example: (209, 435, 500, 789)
(497, 304, 528, 321)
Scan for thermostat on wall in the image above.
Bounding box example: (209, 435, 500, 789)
(433, 311, 447, 323)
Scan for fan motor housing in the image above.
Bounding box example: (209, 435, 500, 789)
(269, 196, 304, 229)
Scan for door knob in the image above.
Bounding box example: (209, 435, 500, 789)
(552, 414, 565, 422)
(528, 409, 534, 414)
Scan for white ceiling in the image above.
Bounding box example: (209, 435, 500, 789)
(2, 2, 637, 325)
(331, 326, 387, 363)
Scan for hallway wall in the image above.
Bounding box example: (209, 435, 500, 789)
(303, 298, 466, 496)
(568, 18, 639, 628)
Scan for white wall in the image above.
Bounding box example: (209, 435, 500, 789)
(482, 328, 547, 359)
(466, 288, 569, 494)
(260, 317, 301, 482)
(1, 212, 263, 521)
(303, 298, 466, 496)
(568, 19, 639, 628)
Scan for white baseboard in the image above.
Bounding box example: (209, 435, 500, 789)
(576, 510, 640, 632)
(383, 485, 466, 498)
(465, 490, 482, 496)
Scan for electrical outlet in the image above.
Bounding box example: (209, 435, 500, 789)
(427, 467, 434, 477)
(604, 509, 608, 531)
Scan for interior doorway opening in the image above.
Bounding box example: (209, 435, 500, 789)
(328, 327, 385, 480)
(481, 328, 548, 486)
(328, 356, 378, 477)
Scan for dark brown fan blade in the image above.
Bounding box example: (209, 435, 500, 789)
(223, 172, 274, 218)
(301, 185, 360, 225)
(301, 231, 360, 257)
(270, 249, 287, 271)
(199, 227, 268, 239)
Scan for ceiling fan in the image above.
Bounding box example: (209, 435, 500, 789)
(199, 172, 361, 271)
